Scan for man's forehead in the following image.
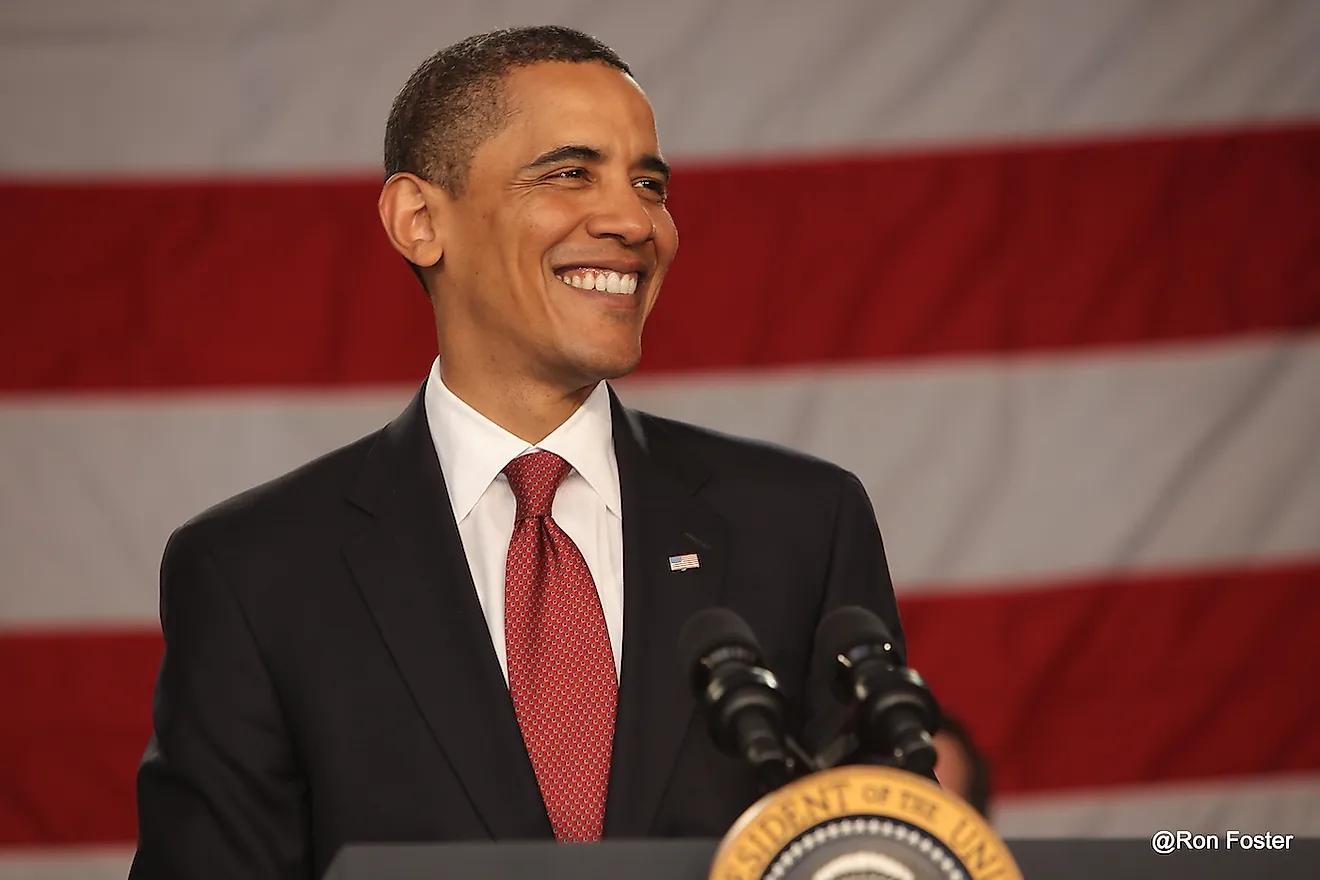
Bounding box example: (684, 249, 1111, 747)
(503, 61, 653, 120)
(500, 73, 660, 155)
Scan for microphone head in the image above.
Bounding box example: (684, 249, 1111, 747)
(816, 605, 903, 666)
(678, 607, 787, 769)
(677, 607, 763, 684)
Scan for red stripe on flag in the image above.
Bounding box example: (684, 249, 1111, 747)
(3, 124, 1318, 391)
(0, 630, 160, 846)
(902, 559, 1320, 796)
(3, 560, 1319, 845)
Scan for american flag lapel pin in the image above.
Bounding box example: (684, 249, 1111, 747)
(668, 553, 700, 572)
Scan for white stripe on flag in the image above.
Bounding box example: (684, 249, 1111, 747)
(2, 334, 1317, 625)
(0, 848, 133, 880)
(995, 774, 1320, 838)
(2, 0, 1318, 174)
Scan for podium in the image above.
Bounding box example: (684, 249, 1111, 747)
(325, 838, 1320, 880)
(322, 760, 1313, 880)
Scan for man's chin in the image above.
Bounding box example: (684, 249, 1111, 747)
(568, 347, 643, 385)
(590, 360, 641, 384)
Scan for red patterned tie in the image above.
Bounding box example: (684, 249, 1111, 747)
(502, 451, 618, 842)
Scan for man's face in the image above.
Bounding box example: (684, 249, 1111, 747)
(435, 61, 679, 391)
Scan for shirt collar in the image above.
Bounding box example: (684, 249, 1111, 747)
(423, 357, 621, 524)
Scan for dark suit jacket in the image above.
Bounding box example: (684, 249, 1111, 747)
(129, 385, 905, 879)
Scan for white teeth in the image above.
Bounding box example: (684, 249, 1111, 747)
(555, 268, 641, 294)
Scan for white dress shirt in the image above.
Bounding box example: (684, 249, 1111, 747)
(423, 358, 624, 682)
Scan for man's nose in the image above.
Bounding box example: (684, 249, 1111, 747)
(584, 178, 655, 246)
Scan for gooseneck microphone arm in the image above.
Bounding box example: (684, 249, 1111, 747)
(678, 608, 816, 793)
(699, 644, 792, 790)
(813, 606, 942, 780)
(677, 605, 942, 789)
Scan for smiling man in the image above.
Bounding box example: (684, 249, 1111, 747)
(130, 26, 906, 880)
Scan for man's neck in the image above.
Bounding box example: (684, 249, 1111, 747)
(438, 362, 597, 445)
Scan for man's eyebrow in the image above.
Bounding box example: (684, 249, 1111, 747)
(523, 144, 671, 181)
(524, 144, 605, 171)
(639, 154, 671, 182)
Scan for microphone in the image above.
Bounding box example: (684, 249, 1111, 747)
(817, 606, 940, 778)
(678, 607, 793, 791)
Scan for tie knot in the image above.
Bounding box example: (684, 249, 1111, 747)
(503, 451, 573, 520)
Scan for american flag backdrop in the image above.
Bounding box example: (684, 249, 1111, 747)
(3, 0, 1320, 875)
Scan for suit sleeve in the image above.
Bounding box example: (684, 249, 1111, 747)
(801, 469, 909, 753)
(130, 526, 309, 880)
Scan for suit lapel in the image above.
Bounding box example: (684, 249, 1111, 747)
(342, 387, 552, 838)
(603, 391, 728, 837)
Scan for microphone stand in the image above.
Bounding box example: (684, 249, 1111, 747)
(810, 723, 938, 782)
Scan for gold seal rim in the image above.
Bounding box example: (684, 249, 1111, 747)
(707, 765, 1021, 880)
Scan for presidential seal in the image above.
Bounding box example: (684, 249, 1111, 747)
(708, 766, 1021, 880)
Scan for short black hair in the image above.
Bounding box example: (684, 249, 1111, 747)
(383, 25, 631, 193)
(938, 714, 993, 817)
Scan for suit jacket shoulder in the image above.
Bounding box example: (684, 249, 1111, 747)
(169, 426, 379, 560)
(626, 407, 866, 510)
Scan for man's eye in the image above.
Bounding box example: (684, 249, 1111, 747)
(635, 178, 668, 199)
(553, 168, 588, 180)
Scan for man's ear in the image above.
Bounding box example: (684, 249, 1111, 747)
(378, 172, 448, 270)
